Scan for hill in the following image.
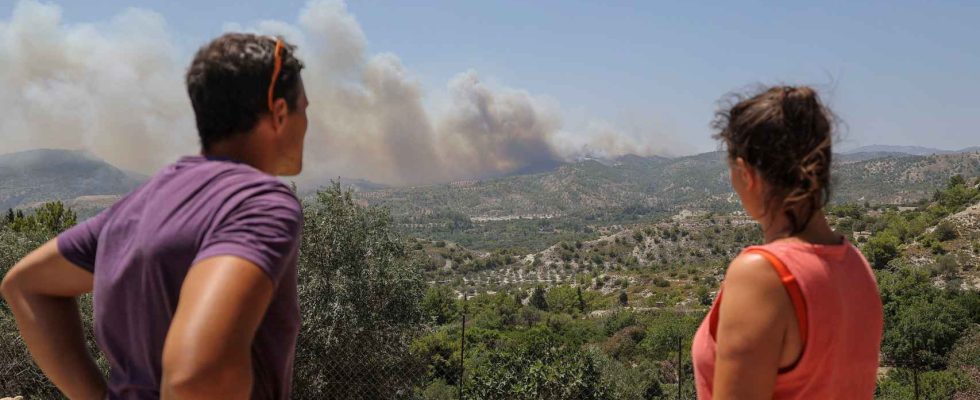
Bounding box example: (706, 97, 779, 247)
(356, 151, 727, 219)
(0, 149, 145, 211)
(843, 144, 979, 156)
(833, 151, 980, 204)
(4, 147, 979, 250)
(352, 150, 980, 250)
(359, 151, 980, 218)
(411, 174, 980, 307)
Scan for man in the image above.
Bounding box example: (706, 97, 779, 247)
(1, 33, 308, 399)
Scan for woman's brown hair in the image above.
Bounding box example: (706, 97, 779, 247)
(713, 85, 835, 234)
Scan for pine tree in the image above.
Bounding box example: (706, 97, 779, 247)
(530, 286, 548, 311)
(576, 286, 587, 313)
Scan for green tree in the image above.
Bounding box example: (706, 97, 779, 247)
(577, 286, 587, 313)
(863, 232, 901, 269)
(470, 292, 521, 329)
(875, 368, 972, 400)
(518, 305, 544, 327)
(935, 175, 979, 209)
(953, 289, 980, 325)
(422, 285, 459, 325)
(878, 267, 969, 371)
(292, 183, 427, 399)
(947, 174, 966, 189)
(530, 286, 549, 311)
(465, 332, 612, 399)
(411, 329, 464, 388)
(949, 326, 980, 372)
(544, 285, 581, 314)
(640, 313, 700, 361)
(9, 202, 77, 236)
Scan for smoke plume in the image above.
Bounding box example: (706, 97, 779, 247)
(0, 0, 674, 186)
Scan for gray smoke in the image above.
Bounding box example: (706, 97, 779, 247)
(0, 1, 195, 172)
(0, 0, 675, 186)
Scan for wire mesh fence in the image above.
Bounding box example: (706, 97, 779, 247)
(289, 292, 702, 400)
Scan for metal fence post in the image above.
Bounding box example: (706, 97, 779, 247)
(912, 336, 919, 400)
(459, 293, 467, 400)
(677, 336, 682, 400)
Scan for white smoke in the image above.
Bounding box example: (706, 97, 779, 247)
(0, 1, 195, 172)
(0, 0, 676, 185)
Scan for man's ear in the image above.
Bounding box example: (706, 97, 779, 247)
(271, 98, 288, 132)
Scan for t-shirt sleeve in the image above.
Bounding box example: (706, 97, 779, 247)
(193, 185, 303, 285)
(57, 209, 111, 272)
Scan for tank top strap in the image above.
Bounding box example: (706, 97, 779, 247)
(745, 248, 808, 347)
(709, 248, 809, 350)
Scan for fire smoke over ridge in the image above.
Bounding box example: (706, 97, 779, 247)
(0, 0, 683, 185)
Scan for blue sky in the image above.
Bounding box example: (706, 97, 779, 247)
(3, 0, 979, 154)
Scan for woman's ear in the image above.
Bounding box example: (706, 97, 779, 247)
(734, 158, 757, 190)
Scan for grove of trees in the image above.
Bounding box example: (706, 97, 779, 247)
(1, 175, 979, 398)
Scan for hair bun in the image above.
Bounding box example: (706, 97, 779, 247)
(780, 86, 825, 132)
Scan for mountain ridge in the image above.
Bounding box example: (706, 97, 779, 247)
(0, 149, 145, 210)
(843, 144, 980, 156)
(5, 147, 980, 223)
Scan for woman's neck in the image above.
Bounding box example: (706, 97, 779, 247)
(761, 211, 840, 245)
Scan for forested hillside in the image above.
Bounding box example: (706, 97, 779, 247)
(1, 154, 979, 398)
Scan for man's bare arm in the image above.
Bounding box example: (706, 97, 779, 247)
(0, 239, 106, 400)
(161, 255, 275, 400)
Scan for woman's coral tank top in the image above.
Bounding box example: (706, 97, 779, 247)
(692, 238, 883, 399)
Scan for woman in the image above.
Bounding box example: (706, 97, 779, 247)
(692, 86, 883, 399)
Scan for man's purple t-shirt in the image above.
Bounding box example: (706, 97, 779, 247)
(57, 156, 302, 399)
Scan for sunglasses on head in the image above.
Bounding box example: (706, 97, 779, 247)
(267, 38, 283, 114)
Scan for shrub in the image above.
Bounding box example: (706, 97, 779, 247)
(464, 334, 612, 399)
(875, 368, 972, 400)
(931, 255, 959, 278)
(864, 232, 901, 269)
(933, 221, 959, 242)
(878, 267, 969, 371)
(602, 326, 646, 361)
(422, 285, 460, 325)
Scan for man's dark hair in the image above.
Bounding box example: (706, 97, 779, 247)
(186, 33, 305, 150)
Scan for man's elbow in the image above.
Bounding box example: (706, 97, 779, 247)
(161, 371, 210, 399)
(1, 266, 23, 302)
(161, 355, 251, 398)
